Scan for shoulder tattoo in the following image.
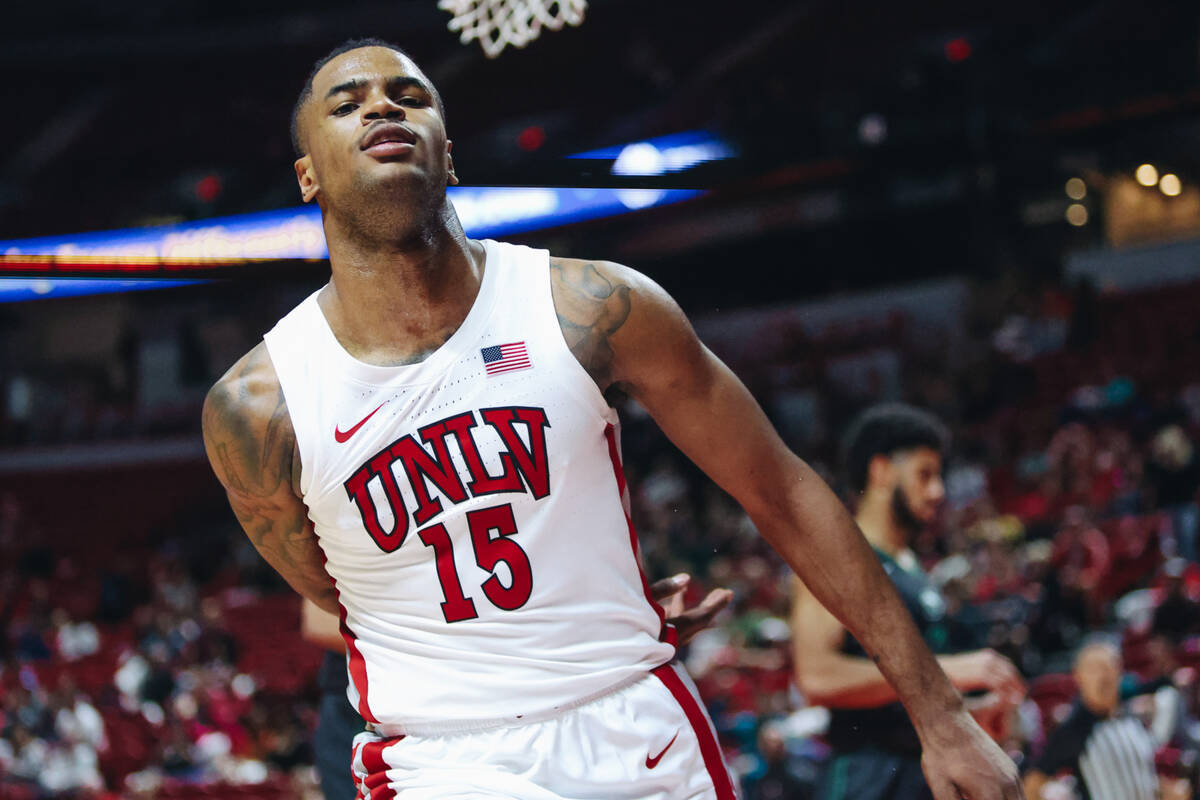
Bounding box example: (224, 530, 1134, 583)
(549, 258, 632, 390)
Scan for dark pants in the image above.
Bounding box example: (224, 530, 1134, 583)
(314, 691, 365, 800)
(817, 749, 933, 800)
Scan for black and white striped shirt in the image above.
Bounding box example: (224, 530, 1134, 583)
(1033, 702, 1159, 800)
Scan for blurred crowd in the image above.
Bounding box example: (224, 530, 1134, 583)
(621, 275, 1200, 797)
(0, 498, 323, 799)
(3, 273, 1200, 797)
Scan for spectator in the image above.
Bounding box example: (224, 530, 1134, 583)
(52, 679, 107, 754)
(743, 720, 812, 800)
(1151, 558, 1200, 645)
(1051, 506, 1111, 625)
(1147, 425, 1200, 562)
(51, 608, 100, 661)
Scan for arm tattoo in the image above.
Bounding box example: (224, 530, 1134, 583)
(549, 258, 632, 390)
(202, 345, 293, 513)
(202, 345, 335, 609)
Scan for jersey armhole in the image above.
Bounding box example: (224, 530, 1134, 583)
(262, 324, 318, 502)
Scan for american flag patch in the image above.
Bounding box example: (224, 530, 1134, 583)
(481, 342, 532, 376)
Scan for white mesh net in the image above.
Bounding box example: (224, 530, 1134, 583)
(438, 0, 588, 58)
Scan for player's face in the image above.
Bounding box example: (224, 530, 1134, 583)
(294, 47, 456, 206)
(890, 447, 945, 529)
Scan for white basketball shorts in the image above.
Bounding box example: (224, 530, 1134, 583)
(350, 662, 739, 799)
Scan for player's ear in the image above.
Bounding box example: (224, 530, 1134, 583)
(295, 155, 320, 203)
(446, 140, 459, 186)
(867, 454, 894, 491)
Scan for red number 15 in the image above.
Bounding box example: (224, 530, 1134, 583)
(417, 503, 533, 623)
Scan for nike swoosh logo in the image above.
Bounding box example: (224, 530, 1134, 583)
(645, 730, 680, 769)
(334, 402, 386, 444)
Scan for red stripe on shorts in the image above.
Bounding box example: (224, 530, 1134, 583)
(351, 739, 366, 800)
(360, 739, 399, 800)
(605, 424, 678, 649)
(652, 664, 737, 799)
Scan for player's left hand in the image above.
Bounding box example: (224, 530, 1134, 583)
(650, 573, 733, 645)
(919, 707, 1024, 800)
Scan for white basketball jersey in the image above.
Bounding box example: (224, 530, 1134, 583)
(263, 239, 676, 729)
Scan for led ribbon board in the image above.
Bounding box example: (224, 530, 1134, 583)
(0, 131, 731, 301)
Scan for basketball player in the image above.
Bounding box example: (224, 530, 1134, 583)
(792, 404, 1025, 800)
(201, 39, 1023, 799)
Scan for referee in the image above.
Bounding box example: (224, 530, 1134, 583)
(1023, 641, 1161, 800)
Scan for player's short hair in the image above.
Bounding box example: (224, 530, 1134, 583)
(290, 37, 446, 157)
(840, 403, 950, 493)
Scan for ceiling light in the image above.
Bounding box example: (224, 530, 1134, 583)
(1136, 164, 1159, 187)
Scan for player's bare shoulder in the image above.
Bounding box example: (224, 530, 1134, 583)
(548, 256, 700, 394)
(547, 256, 634, 390)
(201, 342, 300, 501)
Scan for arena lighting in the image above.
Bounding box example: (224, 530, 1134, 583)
(570, 130, 737, 173)
(516, 125, 546, 152)
(194, 174, 223, 203)
(1066, 203, 1089, 227)
(1136, 164, 1159, 187)
(0, 132, 732, 301)
(1160, 173, 1183, 197)
(944, 37, 972, 63)
(0, 187, 700, 267)
(2, 132, 729, 271)
(1065, 177, 1087, 200)
(857, 113, 888, 146)
(0, 277, 202, 302)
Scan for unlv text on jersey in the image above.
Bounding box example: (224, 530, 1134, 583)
(343, 405, 551, 554)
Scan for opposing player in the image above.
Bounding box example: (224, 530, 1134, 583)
(202, 38, 1024, 799)
(791, 404, 1026, 800)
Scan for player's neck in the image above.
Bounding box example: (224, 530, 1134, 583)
(324, 194, 466, 276)
(855, 494, 909, 557)
(320, 210, 485, 365)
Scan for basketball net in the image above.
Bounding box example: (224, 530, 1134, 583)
(438, 0, 588, 58)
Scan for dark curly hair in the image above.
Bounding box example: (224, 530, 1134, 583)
(840, 403, 950, 493)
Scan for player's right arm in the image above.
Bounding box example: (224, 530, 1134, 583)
(791, 575, 1025, 708)
(202, 343, 339, 615)
(551, 257, 1022, 799)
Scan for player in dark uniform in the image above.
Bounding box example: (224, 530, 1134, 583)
(791, 404, 1026, 800)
